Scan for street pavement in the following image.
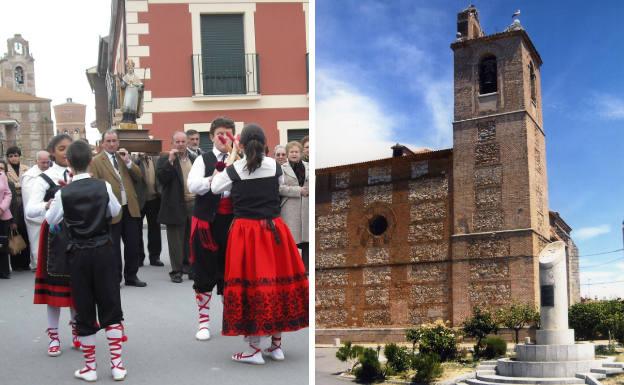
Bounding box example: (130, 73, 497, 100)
(315, 347, 352, 385)
(0, 230, 309, 385)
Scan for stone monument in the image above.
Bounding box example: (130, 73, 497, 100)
(460, 242, 624, 385)
(115, 59, 161, 154)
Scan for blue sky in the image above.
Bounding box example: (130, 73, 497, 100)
(316, 0, 624, 298)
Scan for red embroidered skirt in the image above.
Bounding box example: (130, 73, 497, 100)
(33, 222, 73, 307)
(222, 217, 308, 336)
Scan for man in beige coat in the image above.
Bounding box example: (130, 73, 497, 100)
(279, 141, 309, 271)
(90, 129, 146, 287)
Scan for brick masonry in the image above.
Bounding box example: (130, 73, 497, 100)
(315, 7, 579, 342)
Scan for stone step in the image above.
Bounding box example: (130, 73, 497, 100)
(467, 379, 576, 385)
(603, 362, 624, 369)
(477, 370, 497, 375)
(476, 373, 585, 384)
(575, 373, 606, 380)
(478, 365, 498, 370)
(481, 360, 499, 365)
(590, 367, 623, 375)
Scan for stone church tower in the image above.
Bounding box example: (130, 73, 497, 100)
(314, 6, 578, 343)
(0, 34, 36, 95)
(450, 6, 549, 324)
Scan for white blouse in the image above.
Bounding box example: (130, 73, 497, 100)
(211, 156, 283, 195)
(25, 163, 69, 223)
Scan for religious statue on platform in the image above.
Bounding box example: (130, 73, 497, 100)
(119, 59, 144, 126)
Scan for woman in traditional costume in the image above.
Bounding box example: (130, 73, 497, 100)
(26, 134, 78, 356)
(211, 124, 308, 364)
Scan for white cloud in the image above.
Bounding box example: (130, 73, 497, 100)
(594, 93, 624, 120)
(574, 224, 610, 240)
(375, 36, 453, 148)
(316, 69, 423, 168)
(580, 269, 624, 300)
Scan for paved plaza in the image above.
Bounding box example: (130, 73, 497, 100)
(0, 230, 309, 385)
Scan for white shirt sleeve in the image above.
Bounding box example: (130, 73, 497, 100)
(211, 169, 233, 195)
(187, 155, 212, 195)
(44, 189, 64, 225)
(106, 181, 122, 217)
(25, 177, 49, 222)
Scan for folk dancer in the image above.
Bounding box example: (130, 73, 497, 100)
(211, 124, 309, 364)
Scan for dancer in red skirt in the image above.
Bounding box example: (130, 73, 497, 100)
(211, 124, 309, 364)
(25, 134, 79, 356)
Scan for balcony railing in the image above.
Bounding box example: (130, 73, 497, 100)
(192, 53, 260, 96)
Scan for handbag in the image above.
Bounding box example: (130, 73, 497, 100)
(8, 229, 27, 256)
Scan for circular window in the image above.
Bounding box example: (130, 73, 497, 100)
(368, 215, 388, 236)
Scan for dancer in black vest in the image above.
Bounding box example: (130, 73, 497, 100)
(211, 124, 308, 365)
(46, 141, 127, 382)
(187, 117, 236, 341)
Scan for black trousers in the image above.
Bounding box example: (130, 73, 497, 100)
(192, 213, 233, 295)
(111, 206, 141, 282)
(0, 220, 10, 276)
(10, 199, 30, 270)
(139, 197, 162, 263)
(298, 242, 309, 273)
(70, 242, 123, 336)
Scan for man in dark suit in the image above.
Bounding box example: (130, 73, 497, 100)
(157, 132, 195, 283)
(186, 129, 202, 159)
(135, 153, 163, 267)
(90, 129, 147, 287)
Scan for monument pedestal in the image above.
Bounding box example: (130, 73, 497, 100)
(116, 127, 162, 154)
(461, 242, 622, 385)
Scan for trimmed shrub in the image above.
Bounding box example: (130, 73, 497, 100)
(462, 306, 498, 357)
(383, 343, 411, 373)
(414, 320, 459, 361)
(354, 348, 384, 383)
(412, 352, 443, 384)
(482, 336, 507, 359)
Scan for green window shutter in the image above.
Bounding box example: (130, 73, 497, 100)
(287, 129, 309, 143)
(199, 132, 213, 152)
(200, 14, 246, 95)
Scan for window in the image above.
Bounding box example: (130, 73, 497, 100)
(529, 62, 536, 103)
(15, 66, 24, 85)
(199, 132, 213, 152)
(369, 215, 389, 236)
(479, 55, 497, 94)
(196, 14, 258, 95)
(287, 129, 308, 143)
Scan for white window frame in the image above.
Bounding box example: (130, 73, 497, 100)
(189, 3, 259, 100)
(277, 120, 309, 145)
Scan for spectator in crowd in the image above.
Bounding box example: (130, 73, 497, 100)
(279, 141, 309, 271)
(5, 146, 30, 270)
(0, 160, 13, 279)
(273, 145, 287, 166)
(90, 130, 146, 287)
(20, 150, 51, 270)
(157, 132, 195, 283)
(186, 129, 203, 159)
(301, 136, 309, 162)
(135, 153, 163, 267)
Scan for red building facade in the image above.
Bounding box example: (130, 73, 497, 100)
(101, 0, 309, 150)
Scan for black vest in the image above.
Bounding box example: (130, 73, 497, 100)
(60, 178, 111, 243)
(225, 163, 282, 219)
(40, 173, 61, 202)
(193, 152, 223, 222)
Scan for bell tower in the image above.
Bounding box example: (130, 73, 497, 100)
(449, 7, 549, 324)
(0, 34, 36, 95)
